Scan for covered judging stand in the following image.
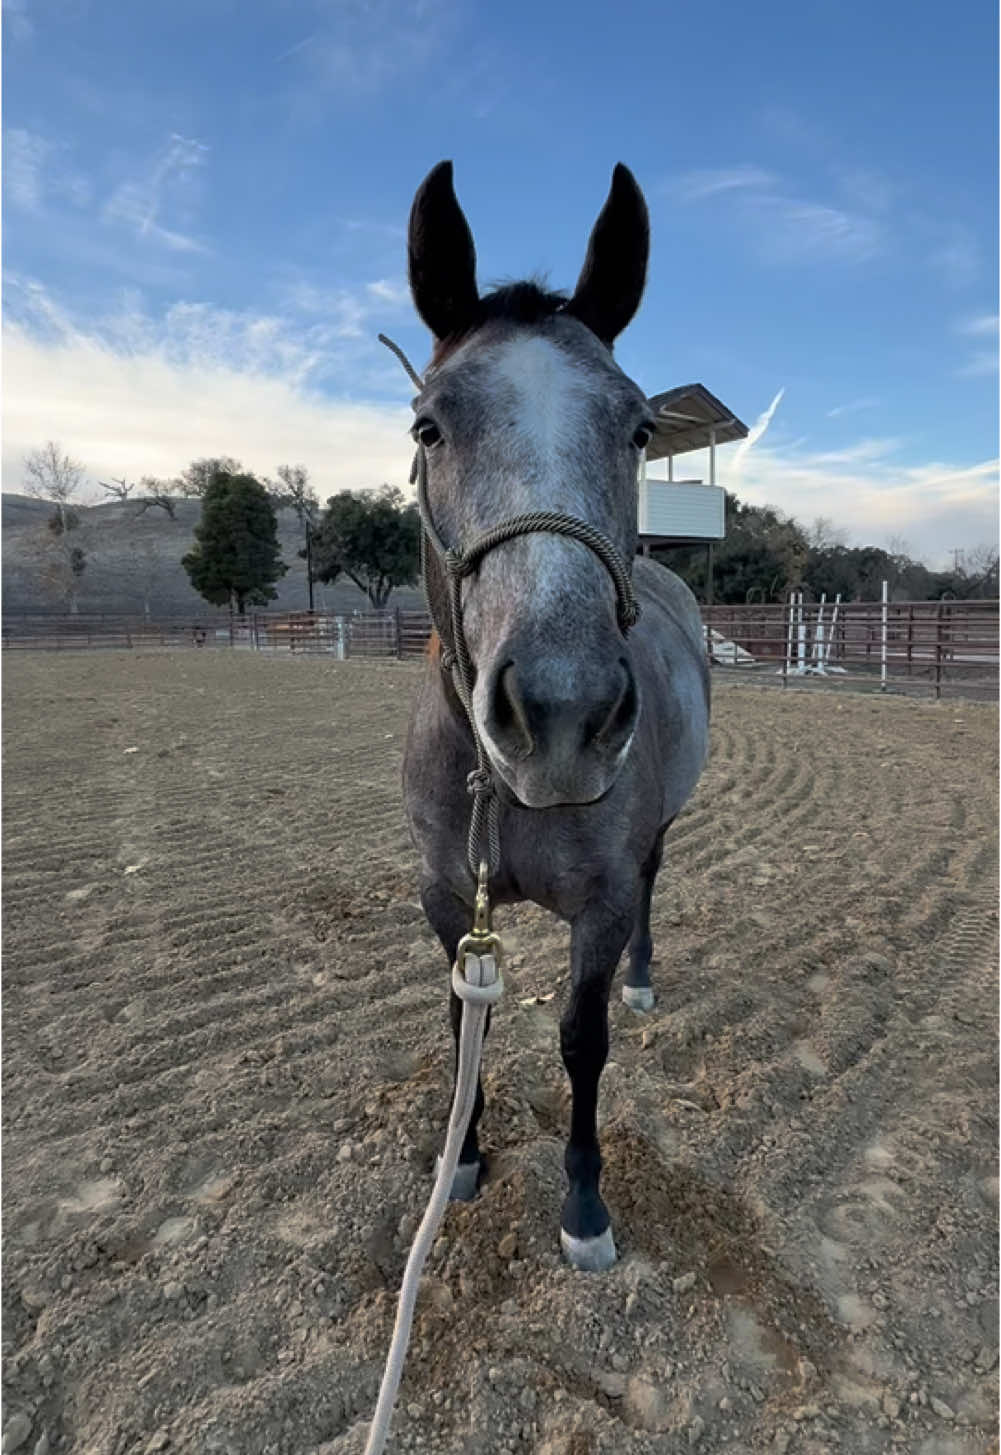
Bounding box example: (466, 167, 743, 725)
(639, 383, 749, 603)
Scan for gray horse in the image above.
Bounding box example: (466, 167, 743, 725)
(402, 161, 710, 1272)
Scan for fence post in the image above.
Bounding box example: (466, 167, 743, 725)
(395, 607, 403, 659)
(880, 581, 888, 692)
(935, 601, 944, 700)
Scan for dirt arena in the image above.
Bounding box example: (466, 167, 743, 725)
(3, 650, 998, 1455)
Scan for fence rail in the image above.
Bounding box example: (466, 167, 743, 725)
(4, 601, 997, 699)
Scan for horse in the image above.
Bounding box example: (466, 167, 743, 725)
(402, 161, 710, 1272)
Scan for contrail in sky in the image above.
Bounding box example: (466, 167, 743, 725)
(732, 387, 785, 477)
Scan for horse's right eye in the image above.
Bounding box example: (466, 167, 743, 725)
(414, 420, 442, 448)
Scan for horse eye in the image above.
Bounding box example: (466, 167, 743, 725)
(632, 422, 654, 450)
(414, 419, 442, 448)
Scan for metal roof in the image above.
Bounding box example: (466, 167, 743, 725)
(645, 383, 749, 460)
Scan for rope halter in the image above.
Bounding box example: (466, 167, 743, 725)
(379, 334, 641, 880)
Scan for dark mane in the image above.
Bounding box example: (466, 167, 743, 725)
(431, 280, 568, 366)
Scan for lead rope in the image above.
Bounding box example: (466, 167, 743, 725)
(363, 865, 503, 1455)
(363, 342, 506, 1455)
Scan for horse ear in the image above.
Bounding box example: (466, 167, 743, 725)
(408, 160, 479, 342)
(565, 164, 649, 347)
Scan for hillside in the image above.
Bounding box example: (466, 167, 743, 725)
(1, 494, 425, 619)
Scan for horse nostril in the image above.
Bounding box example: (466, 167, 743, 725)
(592, 659, 638, 748)
(491, 662, 535, 758)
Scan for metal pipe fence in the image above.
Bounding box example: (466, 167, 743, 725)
(702, 599, 999, 699)
(4, 601, 998, 699)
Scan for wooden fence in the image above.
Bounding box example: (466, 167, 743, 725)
(4, 601, 997, 699)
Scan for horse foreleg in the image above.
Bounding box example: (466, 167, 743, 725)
(622, 823, 669, 1012)
(559, 897, 634, 1271)
(420, 879, 489, 1200)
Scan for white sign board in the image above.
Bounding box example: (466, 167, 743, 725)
(638, 481, 726, 540)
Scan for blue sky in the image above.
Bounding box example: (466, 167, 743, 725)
(4, 0, 998, 564)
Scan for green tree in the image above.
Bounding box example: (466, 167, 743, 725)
(182, 469, 286, 615)
(310, 485, 420, 608)
(658, 492, 809, 604)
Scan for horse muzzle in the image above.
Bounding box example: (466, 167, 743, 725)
(479, 648, 638, 809)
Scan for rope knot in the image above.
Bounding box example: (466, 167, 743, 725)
(466, 767, 493, 798)
(620, 599, 641, 630)
(444, 547, 467, 578)
(439, 644, 456, 671)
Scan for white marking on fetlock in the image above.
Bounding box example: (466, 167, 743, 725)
(560, 1225, 617, 1271)
(622, 984, 655, 1012)
(436, 1155, 480, 1201)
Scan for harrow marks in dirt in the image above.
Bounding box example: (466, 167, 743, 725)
(2, 655, 997, 1455)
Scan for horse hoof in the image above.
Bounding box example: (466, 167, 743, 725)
(622, 984, 655, 1012)
(560, 1225, 617, 1272)
(436, 1155, 481, 1202)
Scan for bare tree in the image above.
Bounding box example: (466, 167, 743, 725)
(24, 442, 86, 534)
(98, 476, 135, 502)
(270, 464, 319, 610)
(101, 474, 176, 519)
(23, 523, 89, 614)
(132, 478, 177, 520)
(271, 463, 318, 528)
(807, 515, 848, 551)
(124, 533, 171, 621)
(960, 544, 1000, 598)
(23, 443, 91, 613)
(96, 476, 180, 616)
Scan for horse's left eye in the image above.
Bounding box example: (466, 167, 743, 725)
(632, 422, 654, 450)
(413, 419, 442, 448)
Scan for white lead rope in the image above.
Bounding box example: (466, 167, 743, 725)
(363, 950, 504, 1455)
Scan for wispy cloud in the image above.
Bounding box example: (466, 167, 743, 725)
(827, 396, 880, 419)
(366, 278, 410, 306)
(957, 313, 999, 337)
(275, 32, 318, 63)
(4, 129, 49, 211)
(3, 282, 416, 501)
(282, 282, 369, 340)
(6, 275, 420, 400)
(952, 314, 998, 377)
(804, 437, 905, 466)
(283, 0, 457, 99)
(103, 134, 209, 254)
(674, 166, 776, 202)
(751, 196, 883, 264)
(4, 128, 93, 214)
(729, 431, 998, 566)
(278, 274, 411, 341)
(3, 319, 413, 506)
(5, 283, 997, 567)
(832, 167, 899, 216)
(4, 0, 32, 41)
(669, 164, 885, 264)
